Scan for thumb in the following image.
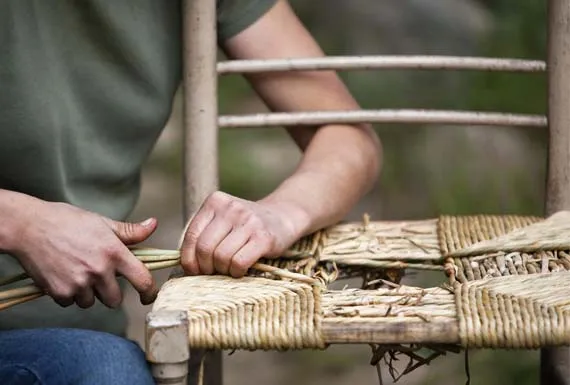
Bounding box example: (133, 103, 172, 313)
(104, 217, 158, 245)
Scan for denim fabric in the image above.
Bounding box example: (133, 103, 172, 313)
(0, 328, 155, 385)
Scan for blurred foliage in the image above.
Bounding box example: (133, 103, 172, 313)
(464, 0, 547, 114)
(215, 0, 550, 217)
(447, 0, 547, 216)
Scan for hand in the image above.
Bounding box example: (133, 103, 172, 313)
(8, 200, 158, 309)
(180, 191, 301, 278)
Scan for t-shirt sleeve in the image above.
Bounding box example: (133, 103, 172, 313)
(217, 0, 278, 42)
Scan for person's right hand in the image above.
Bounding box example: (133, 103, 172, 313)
(6, 200, 158, 309)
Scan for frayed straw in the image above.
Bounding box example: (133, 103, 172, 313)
(0, 293, 43, 311)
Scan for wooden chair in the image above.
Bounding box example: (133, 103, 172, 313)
(144, 1, 570, 384)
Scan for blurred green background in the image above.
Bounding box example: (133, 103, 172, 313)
(126, 1, 550, 384)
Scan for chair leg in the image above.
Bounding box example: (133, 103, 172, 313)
(146, 310, 190, 385)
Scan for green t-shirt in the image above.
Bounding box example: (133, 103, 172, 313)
(0, 0, 277, 335)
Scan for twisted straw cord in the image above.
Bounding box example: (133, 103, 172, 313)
(438, 214, 541, 256)
(454, 271, 570, 348)
(152, 276, 326, 350)
(442, 212, 570, 258)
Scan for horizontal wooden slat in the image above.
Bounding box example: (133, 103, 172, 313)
(322, 319, 459, 345)
(219, 110, 547, 128)
(218, 56, 546, 74)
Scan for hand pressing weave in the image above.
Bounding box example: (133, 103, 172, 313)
(180, 191, 304, 278)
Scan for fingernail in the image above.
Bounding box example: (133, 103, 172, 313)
(141, 218, 154, 227)
(140, 290, 157, 306)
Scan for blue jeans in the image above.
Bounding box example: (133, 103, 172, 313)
(0, 328, 155, 385)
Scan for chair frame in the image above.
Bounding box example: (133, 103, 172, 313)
(145, 1, 570, 384)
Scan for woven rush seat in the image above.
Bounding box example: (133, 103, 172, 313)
(152, 270, 570, 351)
(254, 211, 570, 283)
(150, 211, 570, 352)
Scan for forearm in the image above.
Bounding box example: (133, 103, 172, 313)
(259, 123, 382, 238)
(222, 0, 382, 239)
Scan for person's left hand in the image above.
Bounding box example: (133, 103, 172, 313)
(180, 191, 301, 278)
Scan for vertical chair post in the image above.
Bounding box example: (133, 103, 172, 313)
(181, 0, 222, 384)
(146, 0, 221, 384)
(542, 0, 570, 383)
(146, 311, 190, 385)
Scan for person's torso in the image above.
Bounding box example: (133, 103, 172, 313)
(0, 0, 183, 220)
(0, 0, 278, 334)
(0, 0, 183, 333)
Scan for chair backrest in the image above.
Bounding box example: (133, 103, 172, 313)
(180, 1, 570, 385)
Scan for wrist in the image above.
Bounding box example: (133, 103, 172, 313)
(258, 196, 312, 240)
(0, 190, 41, 253)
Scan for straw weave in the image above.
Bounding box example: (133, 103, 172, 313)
(439, 212, 570, 282)
(438, 214, 541, 255)
(322, 286, 456, 323)
(452, 250, 570, 283)
(443, 211, 570, 257)
(256, 218, 442, 284)
(152, 276, 326, 351)
(319, 219, 441, 263)
(150, 272, 570, 350)
(454, 271, 570, 348)
(6, 211, 570, 358)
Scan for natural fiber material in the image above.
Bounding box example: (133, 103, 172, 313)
(438, 214, 541, 255)
(152, 275, 459, 349)
(257, 217, 444, 284)
(281, 217, 440, 261)
(319, 218, 441, 263)
(454, 271, 570, 349)
(449, 250, 570, 283)
(151, 271, 570, 350)
(152, 276, 326, 351)
(439, 213, 570, 282)
(443, 211, 570, 257)
(323, 286, 455, 324)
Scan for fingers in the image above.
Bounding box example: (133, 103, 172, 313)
(74, 286, 96, 309)
(213, 227, 250, 275)
(104, 217, 158, 245)
(181, 191, 246, 276)
(114, 244, 158, 306)
(180, 208, 215, 275)
(50, 290, 74, 308)
(180, 191, 283, 277)
(102, 217, 158, 305)
(93, 273, 123, 309)
(195, 217, 233, 275)
(229, 234, 274, 278)
(46, 270, 121, 309)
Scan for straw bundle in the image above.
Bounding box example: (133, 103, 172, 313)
(0, 250, 181, 311)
